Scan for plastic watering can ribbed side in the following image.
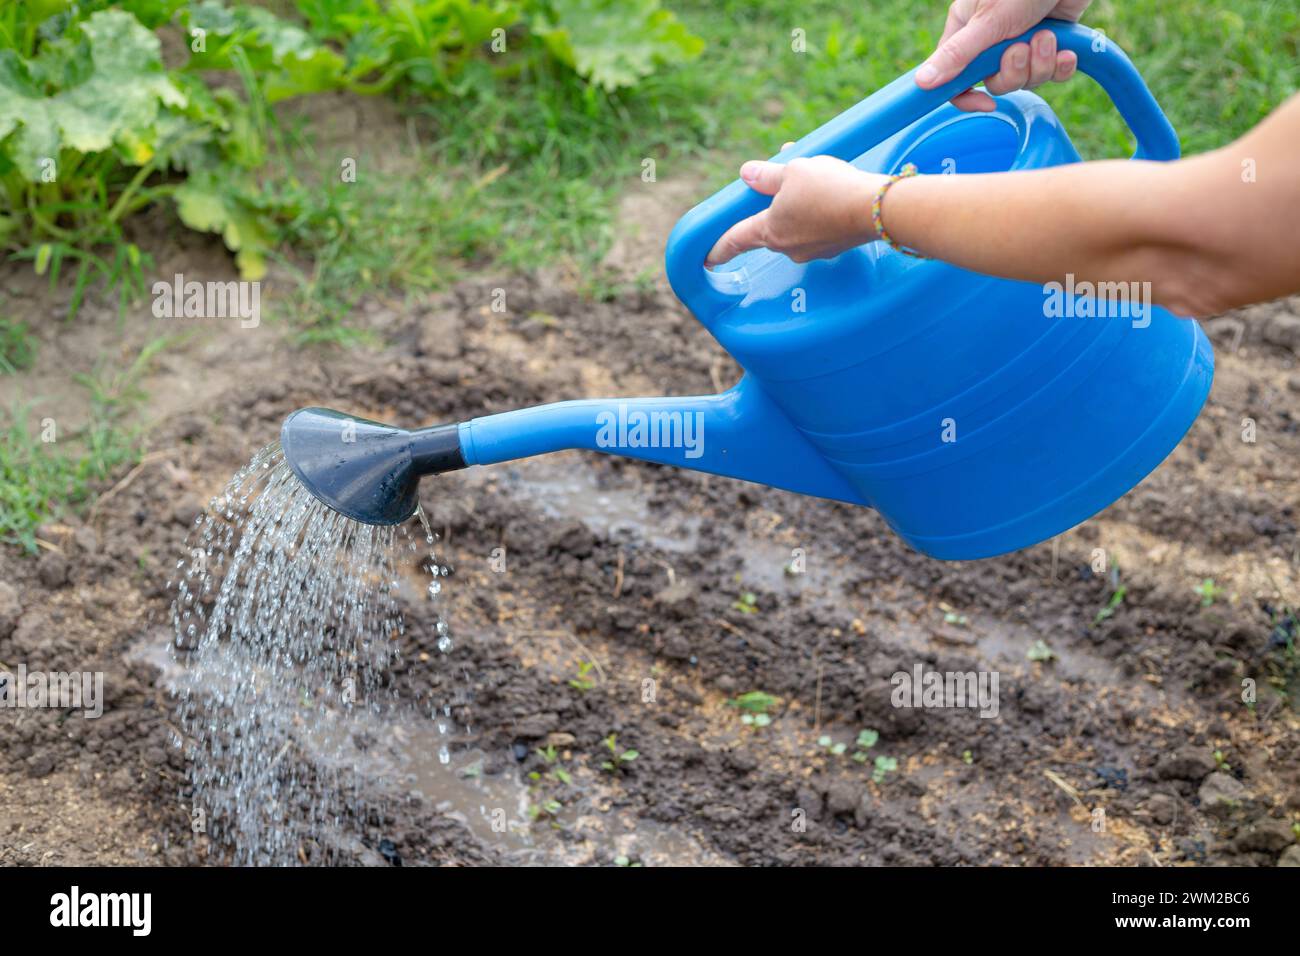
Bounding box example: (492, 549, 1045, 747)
(282, 19, 1213, 561)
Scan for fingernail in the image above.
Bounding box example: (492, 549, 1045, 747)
(740, 161, 761, 182)
(1012, 45, 1028, 68)
(1035, 32, 1051, 53)
(915, 63, 938, 86)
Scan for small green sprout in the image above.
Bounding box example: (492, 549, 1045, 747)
(732, 591, 759, 614)
(1027, 639, 1056, 662)
(569, 660, 596, 691)
(529, 799, 563, 820)
(871, 755, 898, 784)
(1095, 584, 1127, 624)
(819, 735, 847, 756)
(601, 734, 639, 773)
(1194, 579, 1225, 607)
(729, 691, 778, 728)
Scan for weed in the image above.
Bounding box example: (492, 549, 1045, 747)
(0, 318, 37, 373)
(1194, 578, 1225, 607)
(568, 659, 597, 692)
(1095, 584, 1127, 625)
(871, 755, 898, 784)
(732, 590, 759, 614)
(600, 733, 638, 772)
(1213, 749, 1232, 774)
(729, 690, 777, 727)
(1027, 639, 1056, 663)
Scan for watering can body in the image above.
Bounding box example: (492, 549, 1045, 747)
(458, 21, 1213, 559)
(437, 21, 1213, 559)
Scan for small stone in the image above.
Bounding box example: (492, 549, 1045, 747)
(1277, 845, 1300, 867)
(172, 502, 203, 527)
(1147, 793, 1177, 825)
(36, 552, 68, 588)
(1155, 747, 1215, 781)
(854, 793, 873, 829)
(1198, 772, 1249, 817)
(73, 526, 98, 554)
(1262, 313, 1300, 352)
(1234, 818, 1295, 854)
(795, 786, 823, 820)
(0, 581, 20, 638)
(824, 780, 860, 816)
(514, 713, 558, 739)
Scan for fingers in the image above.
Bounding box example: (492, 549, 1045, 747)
(915, 13, 1004, 88)
(1055, 49, 1078, 83)
(738, 160, 786, 197)
(984, 42, 1030, 95)
(1027, 30, 1059, 89)
(984, 31, 1078, 98)
(950, 88, 997, 112)
(706, 210, 771, 267)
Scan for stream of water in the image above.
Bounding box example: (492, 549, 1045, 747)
(168, 442, 449, 865)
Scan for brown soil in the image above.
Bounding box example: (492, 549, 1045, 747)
(2, 168, 1299, 868)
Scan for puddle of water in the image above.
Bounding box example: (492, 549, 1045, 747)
(465, 453, 699, 553)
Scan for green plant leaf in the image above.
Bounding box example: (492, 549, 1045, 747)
(531, 0, 704, 92)
(173, 171, 268, 279)
(0, 10, 184, 181)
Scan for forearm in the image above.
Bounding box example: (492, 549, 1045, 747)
(883, 155, 1227, 316)
(881, 97, 1300, 318)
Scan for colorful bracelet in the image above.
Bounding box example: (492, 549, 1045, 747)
(871, 162, 926, 258)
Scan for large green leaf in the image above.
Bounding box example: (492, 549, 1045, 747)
(532, 0, 703, 92)
(0, 9, 184, 180)
(183, 2, 347, 102)
(173, 170, 269, 280)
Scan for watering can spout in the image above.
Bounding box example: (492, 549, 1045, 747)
(281, 378, 868, 526)
(457, 378, 868, 506)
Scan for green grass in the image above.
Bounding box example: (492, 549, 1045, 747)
(0, 336, 172, 553)
(0, 318, 37, 374)
(0, 401, 140, 554)
(274, 0, 1297, 334)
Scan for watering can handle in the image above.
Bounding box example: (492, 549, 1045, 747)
(665, 18, 1179, 321)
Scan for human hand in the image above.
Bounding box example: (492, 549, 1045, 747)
(915, 0, 1091, 112)
(706, 156, 889, 267)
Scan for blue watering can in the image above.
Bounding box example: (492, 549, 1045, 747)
(282, 19, 1213, 560)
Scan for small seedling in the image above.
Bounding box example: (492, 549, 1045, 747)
(533, 746, 572, 784)
(1095, 584, 1127, 624)
(732, 591, 759, 614)
(1194, 578, 1224, 607)
(1027, 639, 1056, 662)
(601, 734, 639, 773)
(851, 728, 879, 763)
(962, 749, 974, 765)
(529, 799, 563, 820)
(943, 611, 969, 627)
(729, 691, 778, 727)
(1213, 749, 1232, 773)
(871, 755, 898, 784)
(568, 659, 596, 692)
(819, 734, 847, 756)
(613, 855, 643, 867)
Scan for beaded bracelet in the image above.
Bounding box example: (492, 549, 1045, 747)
(871, 162, 926, 258)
